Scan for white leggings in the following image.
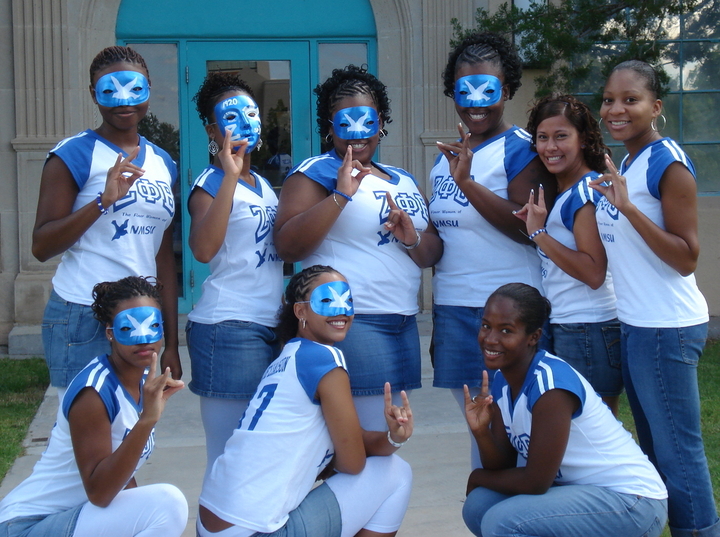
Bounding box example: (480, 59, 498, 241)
(326, 454, 413, 537)
(352, 391, 412, 432)
(451, 387, 483, 470)
(197, 455, 412, 537)
(200, 397, 250, 481)
(73, 483, 188, 537)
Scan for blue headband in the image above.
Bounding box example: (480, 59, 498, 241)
(303, 281, 354, 317)
(332, 106, 379, 140)
(95, 71, 150, 108)
(454, 74, 502, 108)
(214, 94, 262, 153)
(112, 306, 163, 346)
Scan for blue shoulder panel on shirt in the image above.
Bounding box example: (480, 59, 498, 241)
(645, 138, 696, 199)
(48, 131, 96, 189)
(559, 172, 601, 231)
(504, 127, 537, 182)
(62, 355, 121, 422)
(289, 150, 341, 191)
(295, 340, 347, 404)
(526, 352, 586, 419)
(192, 166, 224, 198)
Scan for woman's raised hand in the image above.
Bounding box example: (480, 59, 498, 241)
(464, 370, 493, 434)
(436, 123, 473, 184)
(336, 145, 372, 198)
(384, 382, 413, 445)
(101, 146, 145, 208)
(589, 154, 631, 211)
(140, 353, 184, 425)
(383, 192, 419, 247)
(217, 128, 249, 178)
(513, 186, 547, 236)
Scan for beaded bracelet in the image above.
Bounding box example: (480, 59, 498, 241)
(529, 228, 547, 241)
(332, 189, 352, 202)
(402, 230, 422, 250)
(387, 430, 408, 448)
(96, 192, 108, 215)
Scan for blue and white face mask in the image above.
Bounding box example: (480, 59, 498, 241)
(332, 106, 379, 140)
(214, 94, 262, 153)
(307, 281, 354, 317)
(112, 306, 163, 346)
(454, 74, 503, 108)
(94, 71, 151, 108)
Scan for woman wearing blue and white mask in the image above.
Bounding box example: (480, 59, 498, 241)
(32, 46, 180, 401)
(430, 32, 555, 469)
(186, 72, 283, 476)
(275, 65, 442, 431)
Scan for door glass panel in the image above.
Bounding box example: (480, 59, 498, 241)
(206, 60, 292, 191)
(126, 43, 184, 297)
(318, 43, 368, 81)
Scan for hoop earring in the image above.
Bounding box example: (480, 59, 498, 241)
(208, 138, 219, 156)
(325, 133, 333, 144)
(652, 114, 667, 132)
(379, 128, 388, 139)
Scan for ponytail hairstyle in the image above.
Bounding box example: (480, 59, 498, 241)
(91, 276, 162, 326)
(487, 283, 551, 336)
(275, 265, 341, 344)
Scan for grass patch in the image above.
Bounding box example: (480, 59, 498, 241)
(0, 358, 49, 481)
(617, 339, 720, 536)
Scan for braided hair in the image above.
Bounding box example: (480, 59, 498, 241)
(442, 32, 522, 100)
(193, 72, 255, 126)
(91, 276, 162, 326)
(89, 46, 149, 84)
(314, 65, 392, 138)
(275, 265, 341, 345)
(526, 93, 609, 173)
(487, 283, 551, 336)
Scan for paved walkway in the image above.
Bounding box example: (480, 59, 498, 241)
(0, 314, 475, 536)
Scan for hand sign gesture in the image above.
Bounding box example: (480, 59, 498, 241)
(217, 128, 249, 179)
(513, 186, 547, 236)
(384, 382, 413, 445)
(336, 145, 371, 198)
(464, 371, 493, 435)
(384, 192, 419, 246)
(436, 123, 473, 185)
(140, 352, 185, 425)
(589, 154, 631, 212)
(102, 146, 145, 208)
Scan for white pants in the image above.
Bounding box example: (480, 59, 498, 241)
(73, 483, 188, 537)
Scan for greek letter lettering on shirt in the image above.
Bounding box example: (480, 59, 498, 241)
(431, 174, 470, 207)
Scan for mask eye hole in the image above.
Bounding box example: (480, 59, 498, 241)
(119, 326, 131, 332)
(320, 298, 332, 303)
(102, 89, 113, 94)
(224, 113, 238, 121)
(339, 122, 349, 128)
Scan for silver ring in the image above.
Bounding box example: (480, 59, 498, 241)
(607, 180, 613, 186)
(471, 395, 478, 403)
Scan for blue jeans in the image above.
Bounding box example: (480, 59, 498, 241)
(42, 290, 110, 387)
(334, 314, 421, 395)
(621, 322, 720, 537)
(187, 320, 279, 399)
(463, 485, 667, 537)
(0, 505, 82, 537)
(551, 320, 623, 397)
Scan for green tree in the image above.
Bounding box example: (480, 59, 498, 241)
(452, 0, 698, 99)
(138, 112, 180, 162)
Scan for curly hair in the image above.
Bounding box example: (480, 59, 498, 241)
(275, 265, 342, 345)
(91, 276, 162, 326)
(314, 65, 392, 138)
(488, 283, 551, 335)
(609, 60, 663, 100)
(442, 32, 523, 100)
(526, 93, 609, 173)
(89, 46, 149, 85)
(193, 72, 255, 126)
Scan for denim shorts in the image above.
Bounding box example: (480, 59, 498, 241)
(551, 319, 623, 397)
(334, 314, 421, 395)
(431, 304, 485, 389)
(42, 289, 111, 388)
(187, 319, 279, 399)
(0, 504, 82, 537)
